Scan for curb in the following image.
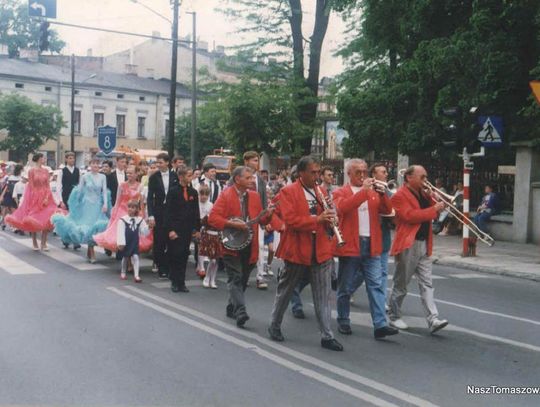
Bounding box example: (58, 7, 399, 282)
(433, 257, 540, 282)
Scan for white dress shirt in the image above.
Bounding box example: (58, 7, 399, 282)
(351, 186, 370, 237)
(116, 169, 125, 187)
(160, 170, 170, 195)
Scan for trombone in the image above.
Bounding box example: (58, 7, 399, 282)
(423, 179, 495, 247)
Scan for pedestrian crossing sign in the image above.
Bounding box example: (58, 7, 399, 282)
(477, 116, 503, 147)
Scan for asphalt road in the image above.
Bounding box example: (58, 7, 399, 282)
(0, 229, 539, 407)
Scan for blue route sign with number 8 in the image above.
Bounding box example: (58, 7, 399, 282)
(98, 126, 117, 155)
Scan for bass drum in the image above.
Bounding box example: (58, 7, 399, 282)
(221, 217, 253, 251)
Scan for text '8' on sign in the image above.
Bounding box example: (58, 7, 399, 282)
(98, 126, 117, 155)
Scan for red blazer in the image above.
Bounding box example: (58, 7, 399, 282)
(390, 186, 438, 256)
(332, 185, 393, 257)
(208, 186, 271, 264)
(275, 181, 334, 265)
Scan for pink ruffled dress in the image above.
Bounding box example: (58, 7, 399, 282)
(93, 181, 152, 252)
(5, 167, 58, 232)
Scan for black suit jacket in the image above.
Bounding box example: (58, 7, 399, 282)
(256, 174, 268, 209)
(164, 184, 200, 235)
(147, 170, 179, 222)
(106, 170, 127, 206)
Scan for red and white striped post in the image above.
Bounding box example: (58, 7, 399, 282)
(462, 166, 471, 256)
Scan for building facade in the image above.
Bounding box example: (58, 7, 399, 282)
(0, 57, 193, 167)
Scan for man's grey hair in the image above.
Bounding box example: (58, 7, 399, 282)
(345, 158, 367, 174)
(231, 165, 254, 183)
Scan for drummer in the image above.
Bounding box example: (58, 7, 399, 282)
(370, 163, 396, 298)
(208, 166, 276, 329)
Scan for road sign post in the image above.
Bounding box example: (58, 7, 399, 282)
(28, 0, 57, 19)
(98, 126, 117, 156)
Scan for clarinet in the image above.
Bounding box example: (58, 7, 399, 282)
(315, 184, 346, 247)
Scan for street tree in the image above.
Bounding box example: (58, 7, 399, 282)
(219, 0, 334, 155)
(0, 94, 64, 162)
(0, 1, 65, 57)
(335, 0, 540, 160)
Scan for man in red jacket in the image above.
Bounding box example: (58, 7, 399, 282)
(208, 166, 274, 328)
(387, 165, 449, 334)
(268, 156, 343, 351)
(332, 159, 398, 339)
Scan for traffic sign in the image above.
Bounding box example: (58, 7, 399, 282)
(28, 0, 57, 19)
(98, 126, 117, 155)
(477, 116, 503, 147)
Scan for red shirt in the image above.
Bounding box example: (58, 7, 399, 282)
(332, 184, 393, 257)
(275, 181, 334, 265)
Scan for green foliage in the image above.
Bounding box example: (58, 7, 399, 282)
(0, 94, 64, 161)
(336, 0, 540, 160)
(0, 1, 65, 57)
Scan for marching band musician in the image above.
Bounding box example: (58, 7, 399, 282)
(387, 165, 449, 334)
(267, 156, 344, 351)
(332, 159, 398, 339)
(208, 166, 275, 329)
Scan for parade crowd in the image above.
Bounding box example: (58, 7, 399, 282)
(0, 151, 455, 352)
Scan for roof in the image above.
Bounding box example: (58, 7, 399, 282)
(0, 57, 192, 98)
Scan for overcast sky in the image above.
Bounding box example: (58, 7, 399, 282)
(50, 0, 346, 78)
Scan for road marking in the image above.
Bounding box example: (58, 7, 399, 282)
(119, 286, 439, 407)
(12, 236, 104, 271)
(107, 287, 402, 407)
(151, 279, 202, 289)
(0, 246, 44, 275)
(448, 273, 493, 279)
(406, 292, 540, 327)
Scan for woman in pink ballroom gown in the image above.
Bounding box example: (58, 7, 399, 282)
(94, 165, 152, 253)
(5, 153, 58, 251)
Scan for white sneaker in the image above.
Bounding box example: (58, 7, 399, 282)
(430, 318, 449, 334)
(389, 318, 409, 330)
(210, 281, 218, 289)
(202, 278, 210, 288)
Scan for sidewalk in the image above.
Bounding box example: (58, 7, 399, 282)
(432, 234, 540, 282)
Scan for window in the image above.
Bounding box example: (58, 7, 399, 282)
(165, 119, 170, 138)
(15, 83, 24, 89)
(139, 96, 145, 102)
(73, 111, 81, 134)
(137, 117, 146, 139)
(74, 90, 79, 95)
(116, 114, 126, 137)
(45, 86, 52, 92)
(117, 94, 124, 99)
(95, 91, 102, 97)
(93, 113, 104, 136)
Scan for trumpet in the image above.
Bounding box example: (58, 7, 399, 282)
(373, 179, 398, 195)
(315, 184, 346, 247)
(423, 179, 495, 247)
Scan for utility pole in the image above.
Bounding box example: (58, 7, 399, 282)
(70, 54, 75, 153)
(168, 0, 179, 159)
(187, 11, 197, 167)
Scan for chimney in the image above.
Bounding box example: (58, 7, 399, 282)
(146, 68, 155, 79)
(125, 64, 138, 76)
(87, 48, 93, 57)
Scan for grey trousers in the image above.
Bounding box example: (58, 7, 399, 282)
(224, 249, 254, 318)
(388, 240, 439, 325)
(270, 259, 334, 340)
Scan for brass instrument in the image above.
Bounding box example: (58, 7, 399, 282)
(398, 169, 495, 246)
(373, 179, 397, 195)
(315, 185, 346, 247)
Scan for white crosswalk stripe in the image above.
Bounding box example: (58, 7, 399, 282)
(0, 246, 45, 275)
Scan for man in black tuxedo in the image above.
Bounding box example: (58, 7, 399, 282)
(57, 152, 80, 249)
(164, 166, 200, 292)
(147, 153, 179, 279)
(106, 154, 127, 206)
(193, 163, 222, 203)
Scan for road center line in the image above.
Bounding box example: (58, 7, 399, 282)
(107, 287, 401, 407)
(405, 292, 540, 326)
(121, 285, 438, 407)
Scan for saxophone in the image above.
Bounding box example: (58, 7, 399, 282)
(315, 184, 346, 247)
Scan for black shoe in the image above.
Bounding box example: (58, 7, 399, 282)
(236, 313, 249, 328)
(178, 285, 189, 293)
(268, 326, 284, 342)
(226, 304, 234, 319)
(321, 338, 344, 351)
(62, 242, 70, 249)
(171, 283, 179, 293)
(158, 272, 169, 280)
(331, 278, 337, 291)
(292, 309, 305, 319)
(73, 244, 81, 250)
(105, 249, 112, 257)
(374, 326, 399, 339)
(338, 325, 352, 335)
